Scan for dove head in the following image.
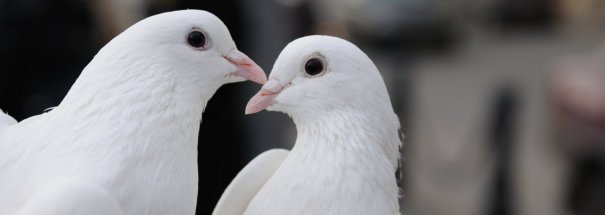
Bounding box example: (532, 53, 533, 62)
(96, 10, 266, 88)
(245, 35, 395, 123)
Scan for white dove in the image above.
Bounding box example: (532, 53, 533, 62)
(213, 35, 402, 215)
(0, 10, 266, 215)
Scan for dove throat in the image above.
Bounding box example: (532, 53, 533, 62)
(291, 109, 400, 170)
(248, 109, 402, 214)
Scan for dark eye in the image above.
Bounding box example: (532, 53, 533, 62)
(188, 31, 206, 48)
(305, 58, 324, 76)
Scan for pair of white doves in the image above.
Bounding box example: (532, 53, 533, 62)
(0, 10, 402, 215)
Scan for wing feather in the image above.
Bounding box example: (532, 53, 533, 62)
(213, 149, 289, 215)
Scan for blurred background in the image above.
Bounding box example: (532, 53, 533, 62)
(1, 0, 604, 214)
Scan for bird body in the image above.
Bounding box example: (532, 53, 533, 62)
(1, 90, 202, 214)
(214, 35, 401, 215)
(244, 112, 400, 215)
(0, 10, 266, 215)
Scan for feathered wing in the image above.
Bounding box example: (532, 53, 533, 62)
(213, 149, 289, 215)
(18, 179, 124, 215)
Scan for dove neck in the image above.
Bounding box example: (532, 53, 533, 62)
(55, 55, 219, 150)
(292, 109, 401, 169)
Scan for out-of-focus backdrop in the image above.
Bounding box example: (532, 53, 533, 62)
(1, 0, 604, 214)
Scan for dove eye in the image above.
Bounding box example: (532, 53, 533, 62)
(304, 58, 325, 76)
(187, 30, 206, 48)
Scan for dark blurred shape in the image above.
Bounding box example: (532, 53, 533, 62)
(0, 0, 97, 120)
(348, 0, 459, 52)
(491, 0, 558, 29)
(487, 86, 519, 215)
(567, 157, 605, 215)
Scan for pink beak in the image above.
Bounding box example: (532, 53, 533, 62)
(245, 80, 285, 114)
(223, 49, 267, 84)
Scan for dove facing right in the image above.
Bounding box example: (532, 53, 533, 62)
(0, 10, 266, 215)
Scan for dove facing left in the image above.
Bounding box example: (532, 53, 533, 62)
(0, 9, 266, 215)
(214, 35, 401, 215)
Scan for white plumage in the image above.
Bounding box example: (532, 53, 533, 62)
(214, 35, 402, 215)
(0, 10, 266, 215)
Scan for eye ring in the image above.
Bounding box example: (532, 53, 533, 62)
(303, 54, 327, 77)
(187, 29, 207, 49)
